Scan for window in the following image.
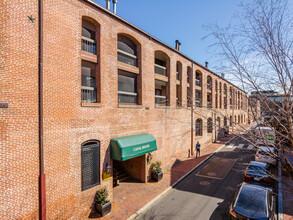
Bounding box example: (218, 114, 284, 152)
(176, 62, 182, 106)
(196, 119, 203, 136)
(118, 70, 137, 104)
(207, 118, 213, 133)
(82, 21, 96, 54)
(81, 141, 100, 191)
(196, 71, 202, 86)
(207, 93, 212, 108)
(207, 76, 212, 90)
(81, 61, 97, 103)
(117, 35, 137, 67)
(195, 90, 202, 107)
(230, 116, 233, 126)
(224, 117, 227, 126)
(154, 58, 167, 76)
(155, 80, 168, 106)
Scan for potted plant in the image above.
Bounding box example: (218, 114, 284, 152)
(151, 161, 163, 182)
(95, 188, 111, 216)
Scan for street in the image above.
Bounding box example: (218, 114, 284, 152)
(135, 135, 258, 220)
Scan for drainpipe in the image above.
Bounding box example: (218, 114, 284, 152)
(39, 0, 46, 219)
(191, 62, 194, 156)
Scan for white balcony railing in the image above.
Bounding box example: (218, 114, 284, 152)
(81, 36, 96, 54)
(117, 49, 137, 67)
(196, 79, 201, 86)
(118, 91, 137, 104)
(82, 86, 97, 103)
(154, 64, 167, 76)
(155, 95, 167, 106)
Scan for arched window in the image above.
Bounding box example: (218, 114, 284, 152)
(238, 115, 240, 123)
(207, 118, 213, 133)
(196, 119, 203, 136)
(81, 18, 100, 103)
(81, 140, 100, 191)
(176, 61, 182, 106)
(117, 35, 138, 67)
(196, 71, 202, 87)
(155, 51, 170, 106)
(187, 66, 192, 106)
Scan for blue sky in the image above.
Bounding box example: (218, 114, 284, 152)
(93, 0, 243, 70)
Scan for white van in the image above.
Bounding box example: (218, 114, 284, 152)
(255, 127, 275, 145)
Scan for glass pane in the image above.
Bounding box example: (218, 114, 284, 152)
(118, 74, 136, 93)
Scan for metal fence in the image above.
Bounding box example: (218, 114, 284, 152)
(155, 95, 167, 105)
(118, 91, 137, 104)
(154, 64, 167, 76)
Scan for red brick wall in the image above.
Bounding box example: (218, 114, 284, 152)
(1, 0, 248, 219)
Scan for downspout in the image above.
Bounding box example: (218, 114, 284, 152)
(39, 0, 46, 219)
(191, 62, 194, 156)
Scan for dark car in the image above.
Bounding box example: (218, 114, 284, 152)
(229, 183, 276, 220)
(244, 161, 273, 185)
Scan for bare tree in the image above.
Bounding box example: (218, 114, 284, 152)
(206, 0, 293, 179)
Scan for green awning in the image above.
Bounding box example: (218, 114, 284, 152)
(110, 133, 157, 161)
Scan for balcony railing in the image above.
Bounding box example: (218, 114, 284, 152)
(155, 95, 167, 106)
(81, 36, 96, 54)
(196, 79, 201, 86)
(207, 83, 212, 90)
(117, 49, 137, 67)
(195, 100, 201, 107)
(118, 91, 137, 104)
(154, 64, 167, 76)
(207, 102, 212, 108)
(176, 97, 180, 106)
(82, 86, 97, 103)
(176, 72, 180, 80)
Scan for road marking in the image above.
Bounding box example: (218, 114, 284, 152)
(226, 145, 234, 148)
(238, 144, 244, 148)
(247, 145, 254, 150)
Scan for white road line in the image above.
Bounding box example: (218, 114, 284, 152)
(226, 145, 235, 148)
(247, 145, 254, 150)
(238, 144, 244, 148)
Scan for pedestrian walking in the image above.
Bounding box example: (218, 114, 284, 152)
(196, 141, 201, 158)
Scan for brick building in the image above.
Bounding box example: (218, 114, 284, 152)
(0, 0, 248, 219)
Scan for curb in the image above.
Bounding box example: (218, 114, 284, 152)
(128, 135, 237, 220)
(278, 157, 283, 220)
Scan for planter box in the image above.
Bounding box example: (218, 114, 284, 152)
(152, 172, 163, 182)
(95, 202, 111, 217)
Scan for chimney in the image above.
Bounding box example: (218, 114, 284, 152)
(205, 61, 208, 68)
(175, 40, 181, 51)
(112, 0, 117, 14)
(106, 0, 110, 10)
(221, 73, 225, 78)
(175, 40, 179, 50)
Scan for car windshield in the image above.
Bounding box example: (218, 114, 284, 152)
(248, 165, 267, 175)
(235, 186, 267, 217)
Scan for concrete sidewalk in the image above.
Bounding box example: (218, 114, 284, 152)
(89, 134, 235, 220)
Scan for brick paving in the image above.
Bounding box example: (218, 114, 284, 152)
(89, 134, 235, 219)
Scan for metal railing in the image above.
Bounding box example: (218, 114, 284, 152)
(207, 102, 212, 108)
(196, 79, 201, 86)
(81, 36, 96, 54)
(176, 72, 180, 80)
(207, 83, 212, 90)
(154, 64, 167, 76)
(195, 100, 201, 107)
(82, 86, 97, 103)
(155, 95, 167, 105)
(117, 49, 137, 67)
(176, 97, 180, 106)
(118, 91, 137, 104)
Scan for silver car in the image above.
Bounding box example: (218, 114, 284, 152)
(255, 146, 277, 165)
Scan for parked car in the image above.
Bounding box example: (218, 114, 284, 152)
(229, 183, 276, 220)
(244, 161, 273, 185)
(255, 146, 277, 165)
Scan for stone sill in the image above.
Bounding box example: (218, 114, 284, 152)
(155, 105, 170, 109)
(118, 104, 142, 109)
(81, 102, 101, 108)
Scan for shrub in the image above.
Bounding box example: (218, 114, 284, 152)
(151, 161, 162, 174)
(95, 188, 110, 205)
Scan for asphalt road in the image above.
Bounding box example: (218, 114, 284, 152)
(135, 135, 257, 220)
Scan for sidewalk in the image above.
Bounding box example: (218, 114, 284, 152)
(89, 134, 235, 220)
